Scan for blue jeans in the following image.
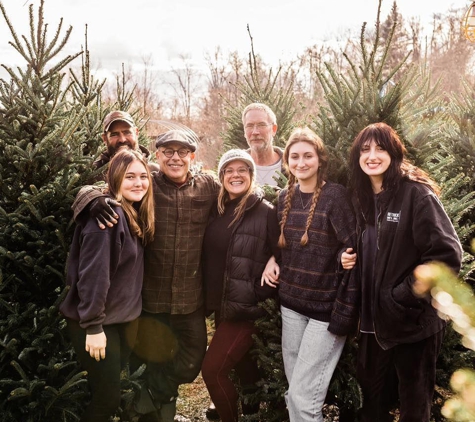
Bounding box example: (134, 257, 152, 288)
(281, 306, 346, 422)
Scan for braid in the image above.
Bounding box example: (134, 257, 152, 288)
(278, 174, 296, 248)
(280, 126, 329, 247)
(300, 183, 322, 246)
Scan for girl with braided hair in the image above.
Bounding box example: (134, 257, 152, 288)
(262, 127, 359, 422)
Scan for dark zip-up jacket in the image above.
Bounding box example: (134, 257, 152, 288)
(354, 179, 462, 350)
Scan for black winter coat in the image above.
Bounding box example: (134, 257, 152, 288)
(206, 193, 279, 321)
(354, 179, 462, 349)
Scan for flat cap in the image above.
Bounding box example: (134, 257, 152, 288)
(155, 130, 197, 152)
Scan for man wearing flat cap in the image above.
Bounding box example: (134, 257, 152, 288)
(130, 129, 219, 421)
(72, 126, 220, 422)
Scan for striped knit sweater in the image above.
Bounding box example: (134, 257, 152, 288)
(278, 181, 360, 336)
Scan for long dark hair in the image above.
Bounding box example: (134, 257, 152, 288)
(349, 122, 440, 211)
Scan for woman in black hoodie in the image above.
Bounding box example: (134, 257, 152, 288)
(342, 122, 462, 422)
(61, 149, 155, 422)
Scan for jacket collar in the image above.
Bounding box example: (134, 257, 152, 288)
(353, 183, 400, 225)
(157, 171, 195, 188)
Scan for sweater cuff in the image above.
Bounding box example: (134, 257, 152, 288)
(328, 315, 356, 336)
(86, 325, 103, 335)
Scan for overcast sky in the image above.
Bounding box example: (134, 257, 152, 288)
(0, 0, 469, 79)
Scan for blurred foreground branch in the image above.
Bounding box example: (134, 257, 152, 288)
(414, 252, 475, 421)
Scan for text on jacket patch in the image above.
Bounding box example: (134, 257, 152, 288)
(387, 212, 400, 223)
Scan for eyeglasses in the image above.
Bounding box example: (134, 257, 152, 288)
(160, 148, 191, 158)
(223, 167, 251, 176)
(244, 123, 273, 132)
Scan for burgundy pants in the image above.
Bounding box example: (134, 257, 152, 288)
(201, 319, 260, 422)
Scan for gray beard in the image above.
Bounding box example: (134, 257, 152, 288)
(250, 141, 270, 154)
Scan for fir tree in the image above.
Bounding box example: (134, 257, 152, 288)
(414, 260, 475, 421)
(221, 25, 301, 155)
(431, 79, 475, 253)
(244, 300, 288, 422)
(0, 1, 108, 420)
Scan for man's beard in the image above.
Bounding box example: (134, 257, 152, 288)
(249, 139, 270, 153)
(107, 142, 134, 157)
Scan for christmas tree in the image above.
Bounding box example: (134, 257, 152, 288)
(221, 25, 301, 155)
(0, 1, 109, 420)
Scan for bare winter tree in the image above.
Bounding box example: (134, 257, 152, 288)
(169, 53, 203, 124)
(135, 53, 162, 116)
(426, 7, 475, 94)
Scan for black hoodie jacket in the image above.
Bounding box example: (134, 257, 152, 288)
(354, 179, 462, 350)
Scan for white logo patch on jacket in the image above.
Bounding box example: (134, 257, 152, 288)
(387, 212, 400, 223)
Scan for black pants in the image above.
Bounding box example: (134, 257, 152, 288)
(66, 318, 139, 422)
(357, 330, 444, 422)
(131, 307, 207, 405)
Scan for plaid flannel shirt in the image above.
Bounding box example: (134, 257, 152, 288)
(143, 171, 220, 315)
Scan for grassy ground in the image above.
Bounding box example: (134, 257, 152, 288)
(174, 317, 340, 422)
(175, 378, 343, 422)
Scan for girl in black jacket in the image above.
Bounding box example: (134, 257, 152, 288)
(342, 122, 462, 422)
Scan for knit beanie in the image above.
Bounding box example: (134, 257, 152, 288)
(217, 149, 256, 181)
